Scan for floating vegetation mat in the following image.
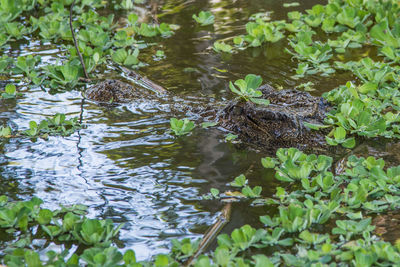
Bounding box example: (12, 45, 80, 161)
(2, 0, 400, 266)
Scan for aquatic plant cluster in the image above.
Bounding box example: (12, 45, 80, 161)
(0, 0, 178, 138)
(5, 148, 400, 266)
(214, 0, 400, 149)
(2, 0, 400, 266)
(0, 0, 177, 89)
(195, 148, 400, 266)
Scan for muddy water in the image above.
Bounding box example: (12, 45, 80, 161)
(7, 0, 396, 260)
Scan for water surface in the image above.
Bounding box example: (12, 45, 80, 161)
(8, 0, 394, 260)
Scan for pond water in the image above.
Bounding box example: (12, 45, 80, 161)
(4, 0, 398, 260)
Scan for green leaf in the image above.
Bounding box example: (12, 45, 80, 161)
(127, 13, 139, 25)
(5, 83, 16, 95)
(29, 121, 38, 130)
(234, 79, 248, 93)
(193, 11, 215, 26)
(283, 2, 300, 8)
(37, 209, 53, 225)
(326, 136, 338, 146)
(18, 214, 28, 231)
(210, 188, 219, 198)
(229, 81, 242, 96)
(213, 41, 233, 53)
(58, 64, 78, 82)
(112, 49, 128, 64)
(201, 121, 218, 128)
(370, 20, 400, 48)
(303, 122, 330, 130)
(0, 126, 11, 137)
(230, 174, 247, 187)
(225, 133, 238, 141)
(24, 250, 42, 267)
(170, 118, 195, 136)
(333, 127, 346, 141)
(261, 157, 277, 168)
(214, 247, 230, 266)
(242, 186, 262, 198)
(358, 82, 377, 94)
(342, 137, 356, 148)
(245, 74, 262, 90)
(275, 171, 295, 182)
(250, 97, 270, 105)
(123, 250, 136, 264)
(124, 54, 139, 66)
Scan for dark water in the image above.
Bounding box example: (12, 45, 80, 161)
(6, 0, 397, 260)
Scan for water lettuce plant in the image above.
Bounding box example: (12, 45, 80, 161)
(181, 148, 400, 266)
(244, 20, 286, 47)
(325, 126, 356, 148)
(0, 195, 132, 266)
(1, 84, 20, 99)
(209, 0, 400, 148)
(0, 0, 179, 92)
(225, 133, 238, 141)
(23, 113, 81, 138)
(9, 147, 400, 266)
(4, 0, 400, 265)
(229, 74, 270, 105)
(112, 48, 141, 67)
(213, 41, 233, 53)
(154, 50, 166, 60)
(0, 126, 11, 137)
(42, 60, 82, 89)
(124, 12, 179, 38)
(192, 11, 215, 26)
(12, 55, 42, 84)
(72, 218, 124, 246)
(170, 118, 195, 136)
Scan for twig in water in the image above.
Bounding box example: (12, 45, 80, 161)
(69, 0, 89, 79)
(150, 0, 159, 24)
(184, 202, 232, 266)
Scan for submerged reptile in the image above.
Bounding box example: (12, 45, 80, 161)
(85, 75, 331, 153)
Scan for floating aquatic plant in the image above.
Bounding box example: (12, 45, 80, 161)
(229, 74, 270, 105)
(192, 11, 215, 26)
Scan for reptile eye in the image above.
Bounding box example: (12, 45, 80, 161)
(232, 106, 243, 116)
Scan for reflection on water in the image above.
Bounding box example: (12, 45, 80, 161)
(6, 0, 389, 260)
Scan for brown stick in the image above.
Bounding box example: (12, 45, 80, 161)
(69, 0, 89, 79)
(150, 0, 159, 24)
(184, 202, 232, 266)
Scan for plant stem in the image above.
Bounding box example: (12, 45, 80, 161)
(69, 0, 89, 79)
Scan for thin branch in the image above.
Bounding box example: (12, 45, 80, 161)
(69, 0, 89, 79)
(184, 202, 232, 266)
(150, 0, 159, 24)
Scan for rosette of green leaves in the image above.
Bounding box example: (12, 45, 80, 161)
(112, 48, 140, 67)
(23, 113, 81, 137)
(0, 126, 11, 137)
(1, 84, 20, 99)
(192, 11, 215, 26)
(213, 41, 233, 53)
(42, 60, 82, 88)
(170, 118, 195, 136)
(229, 74, 270, 105)
(72, 218, 123, 247)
